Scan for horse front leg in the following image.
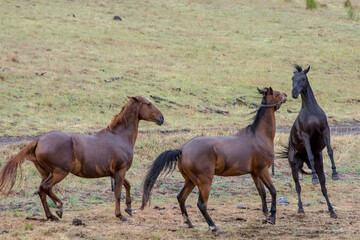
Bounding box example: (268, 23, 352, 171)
(259, 169, 277, 224)
(251, 173, 269, 219)
(303, 134, 319, 184)
(323, 132, 339, 180)
(123, 178, 133, 216)
(113, 170, 127, 221)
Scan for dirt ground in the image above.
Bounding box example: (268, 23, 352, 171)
(1, 173, 359, 240)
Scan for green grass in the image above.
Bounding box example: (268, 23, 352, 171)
(0, 0, 359, 137)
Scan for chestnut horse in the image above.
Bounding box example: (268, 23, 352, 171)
(141, 87, 287, 235)
(0, 96, 164, 221)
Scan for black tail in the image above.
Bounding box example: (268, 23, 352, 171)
(141, 149, 181, 209)
(277, 143, 311, 175)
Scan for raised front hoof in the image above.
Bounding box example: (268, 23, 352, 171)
(312, 178, 320, 185)
(124, 208, 133, 216)
(47, 215, 59, 222)
(298, 209, 305, 215)
(211, 228, 226, 236)
(332, 173, 340, 180)
(330, 212, 338, 219)
(55, 210, 63, 219)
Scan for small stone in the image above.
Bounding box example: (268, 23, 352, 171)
(113, 16, 122, 21)
(72, 218, 83, 226)
(185, 204, 192, 208)
(236, 205, 247, 209)
(219, 202, 224, 205)
(266, 199, 271, 203)
(277, 197, 290, 205)
(30, 207, 40, 212)
(285, 182, 292, 188)
(303, 203, 310, 207)
(153, 206, 165, 210)
(318, 200, 326, 204)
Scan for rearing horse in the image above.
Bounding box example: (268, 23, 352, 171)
(284, 65, 338, 218)
(0, 96, 164, 221)
(141, 87, 287, 235)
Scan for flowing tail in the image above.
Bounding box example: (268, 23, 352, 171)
(277, 143, 311, 175)
(0, 140, 38, 195)
(141, 149, 181, 209)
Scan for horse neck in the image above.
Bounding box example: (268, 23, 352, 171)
(257, 107, 276, 140)
(111, 106, 140, 145)
(301, 84, 319, 111)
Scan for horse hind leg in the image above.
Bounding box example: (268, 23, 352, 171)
(38, 169, 69, 220)
(314, 153, 337, 218)
(177, 179, 195, 228)
(197, 179, 225, 236)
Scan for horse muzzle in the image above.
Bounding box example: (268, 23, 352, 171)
(156, 115, 164, 126)
(292, 90, 299, 99)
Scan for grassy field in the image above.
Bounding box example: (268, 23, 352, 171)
(1, 0, 360, 239)
(0, 0, 359, 137)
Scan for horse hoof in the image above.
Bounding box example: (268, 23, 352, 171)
(125, 208, 132, 216)
(55, 210, 63, 219)
(120, 216, 128, 222)
(269, 216, 276, 225)
(330, 213, 338, 219)
(332, 174, 340, 180)
(187, 222, 194, 228)
(298, 209, 305, 214)
(212, 228, 226, 236)
(48, 215, 59, 221)
(312, 178, 320, 185)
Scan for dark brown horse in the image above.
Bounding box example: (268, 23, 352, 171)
(141, 87, 287, 235)
(0, 96, 164, 221)
(283, 65, 338, 218)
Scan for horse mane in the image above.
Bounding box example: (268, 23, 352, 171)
(106, 99, 136, 131)
(294, 64, 303, 72)
(246, 88, 268, 134)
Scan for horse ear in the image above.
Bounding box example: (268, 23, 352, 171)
(304, 65, 310, 74)
(127, 96, 140, 101)
(257, 87, 265, 95)
(268, 87, 273, 95)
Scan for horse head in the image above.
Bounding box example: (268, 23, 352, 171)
(128, 96, 164, 125)
(291, 65, 310, 99)
(257, 87, 287, 110)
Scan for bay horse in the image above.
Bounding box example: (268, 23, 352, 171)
(284, 65, 338, 218)
(141, 87, 287, 235)
(0, 96, 164, 221)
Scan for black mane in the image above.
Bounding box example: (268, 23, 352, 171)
(246, 88, 268, 134)
(294, 64, 303, 72)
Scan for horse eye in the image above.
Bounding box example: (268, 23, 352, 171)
(147, 103, 152, 107)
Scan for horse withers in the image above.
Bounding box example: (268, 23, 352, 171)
(141, 87, 287, 235)
(285, 65, 338, 218)
(0, 96, 164, 221)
